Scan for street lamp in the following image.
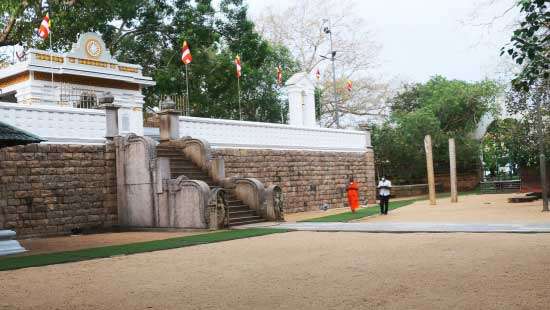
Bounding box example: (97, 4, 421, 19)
(322, 18, 340, 128)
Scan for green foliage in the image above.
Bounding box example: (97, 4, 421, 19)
(501, 0, 549, 92)
(372, 76, 501, 183)
(482, 118, 524, 176)
(0, 0, 299, 122)
(0, 228, 288, 271)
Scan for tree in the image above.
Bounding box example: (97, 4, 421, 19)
(372, 76, 501, 183)
(501, 0, 549, 92)
(0, 0, 297, 123)
(482, 118, 526, 177)
(502, 0, 549, 210)
(254, 0, 388, 128)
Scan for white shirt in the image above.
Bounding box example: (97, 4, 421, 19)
(377, 179, 392, 196)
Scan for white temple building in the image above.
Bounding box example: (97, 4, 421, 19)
(0, 32, 154, 137)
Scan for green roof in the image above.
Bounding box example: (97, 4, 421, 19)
(0, 121, 45, 146)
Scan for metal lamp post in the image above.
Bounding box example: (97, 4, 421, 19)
(322, 19, 340, 128)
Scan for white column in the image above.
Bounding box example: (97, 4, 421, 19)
(287, 89, 303, 126)
(285, 72, 316, 128)
(302, 89, 317, 127)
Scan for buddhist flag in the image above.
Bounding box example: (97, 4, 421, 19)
(38, 13, 51, 39)
(315, 68, 320, 80)
(235, 55, 242, 79)
(346, 80, 353, 92)
(181, 40, 192, 64)
(277, 65, 282, 85)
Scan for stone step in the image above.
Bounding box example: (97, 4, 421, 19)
(170, 166, 205, 173)
(226, 199, 244, 206)
(157, 151, 184, 157)
(170, 162, 198, 169)
(171, 170, 209, 178)
(228, 209, 257, 216)
(169, 175, 216, 186)
(227, 205, 250, 212)
(157, 145, 267, 227)
(229, 218, 267, 226)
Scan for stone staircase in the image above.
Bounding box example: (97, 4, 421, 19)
(157, 145, 267, 226)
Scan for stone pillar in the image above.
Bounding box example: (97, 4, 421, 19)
(285, 72, 316, 127)
(103, 104, 120, 140)
(424, 135, 436, 205)
(449, 138, 458, 203)
(158, 110, 180, 141)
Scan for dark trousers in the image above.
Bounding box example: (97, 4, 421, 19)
(379, 195, 390, 214)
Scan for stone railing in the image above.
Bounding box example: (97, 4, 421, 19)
(0, 102, 106, 144)
(178, 116, 370, 152)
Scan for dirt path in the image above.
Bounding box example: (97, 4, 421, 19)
(18, 231, 206, 255)
(2, 231, 550, 310)
(359, 193, 550, 223)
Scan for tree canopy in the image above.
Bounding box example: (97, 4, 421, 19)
(372, 76, 500, 183)
(501, 0, 549, 92)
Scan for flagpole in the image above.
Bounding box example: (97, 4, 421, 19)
(237, 77, 242, 120)
(49, 29, 55, 103)
(185, 63, 190, 116)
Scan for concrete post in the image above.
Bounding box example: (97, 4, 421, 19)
(114, 136, 128, 226)
(103, 104, 120, 140)
(424, 135, 436, 205)
(285, 72, 316, 127)
(158, 110, 180, 141)
(449, 138, 458, 203)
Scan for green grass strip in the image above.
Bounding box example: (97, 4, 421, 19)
(301, 199, 418, 222)
(0, 228, 288, 272)
(301, 189, 481, 223)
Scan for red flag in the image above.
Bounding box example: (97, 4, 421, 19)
(315, 68, 320, 80)
(346, 80, 353, 92)
(181, 40, 192, 64)
(235, 55, 242, 79)
(38, 13, 51, 39)
(277, 65, 282, 85)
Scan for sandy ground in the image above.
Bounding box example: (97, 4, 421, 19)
(18, 231, 206, 255)
(2, 231, 550, 310)
(360, 193, 550, 223)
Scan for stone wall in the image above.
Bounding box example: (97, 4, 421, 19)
(520, 165, 550, 193)
(213, 148, 376, 213)
(0, 143, 117, 237)
(434, 172, 480, 192)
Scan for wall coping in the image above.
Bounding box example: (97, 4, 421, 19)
(178, 115, 367, 136)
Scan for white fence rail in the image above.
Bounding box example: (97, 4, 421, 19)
(178, 116, 370, 152)
(0, 102, 106, 144)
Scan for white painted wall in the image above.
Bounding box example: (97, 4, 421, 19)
(178, 116, 370, 152)
(0, 102, 106, 144)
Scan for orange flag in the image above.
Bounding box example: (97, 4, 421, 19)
(181, 41, 192, 64)
(38, 13, 51, 39)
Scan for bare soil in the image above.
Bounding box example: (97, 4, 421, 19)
(18, 231, 205, 255)
(2, 231, 550, 310)
(360, 193, 550, 223)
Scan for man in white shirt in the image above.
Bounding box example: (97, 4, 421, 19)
(377, 176, 392, 215)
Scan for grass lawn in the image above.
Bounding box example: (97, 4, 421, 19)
(0, 228, 288, 272)
(301, 189, 482, 223)
(300, 199, 418, 222)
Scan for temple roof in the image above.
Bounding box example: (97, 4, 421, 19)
(0, 121, 45, 147)
(0, 32, 155, 86)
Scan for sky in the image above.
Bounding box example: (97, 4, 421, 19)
(247, 0, 520, 84)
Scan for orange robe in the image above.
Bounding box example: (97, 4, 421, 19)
(347, 181, 360, 212)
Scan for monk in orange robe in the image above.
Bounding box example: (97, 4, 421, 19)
(347, 177, 360, 213)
